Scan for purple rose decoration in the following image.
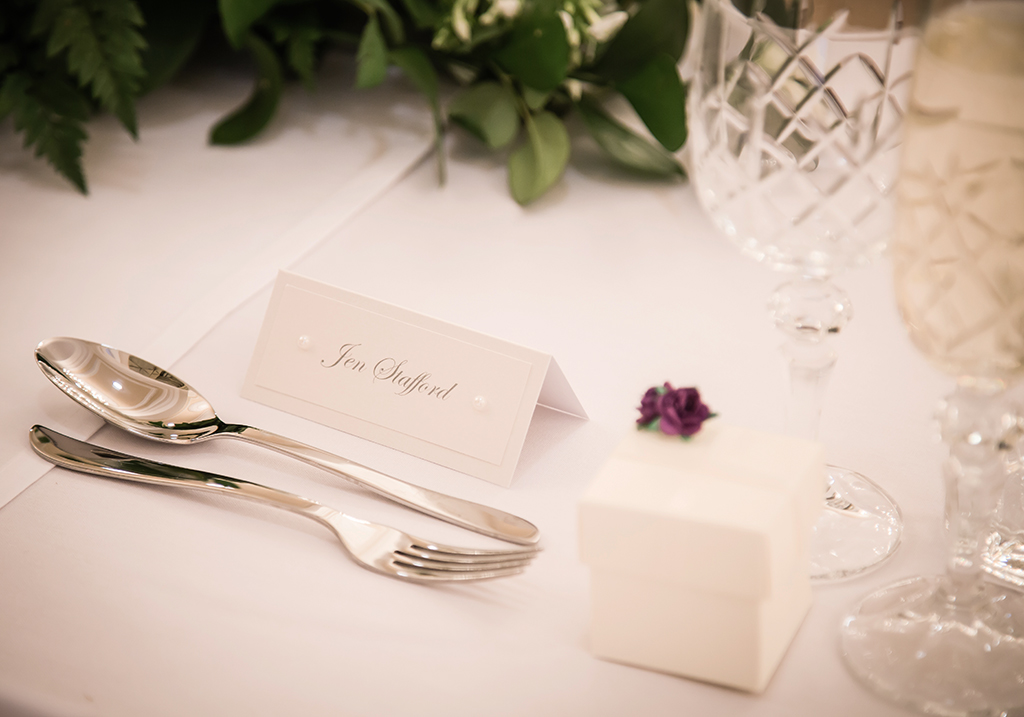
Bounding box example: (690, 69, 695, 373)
(637, 386, 662, 425)
(657, 386, 711, 436)
(636, 383, 715, 439)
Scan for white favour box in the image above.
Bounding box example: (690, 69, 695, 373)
(578, 422, 824, 693)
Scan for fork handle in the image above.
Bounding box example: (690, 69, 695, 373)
(29, 425, 326, 520)
(218, 424, 540, 545)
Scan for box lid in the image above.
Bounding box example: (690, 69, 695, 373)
(578, 423, 823, 598)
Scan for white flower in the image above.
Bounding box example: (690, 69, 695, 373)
(480, 0, 521, 25)
(559, 9, 581, 48)
(452, 3, 472, 41)
(494, 0, 521, 18)
(587, 10, 628, 43)
(564, 78, 583, 101)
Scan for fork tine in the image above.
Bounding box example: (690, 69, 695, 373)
(401, 551, 537, 568)
(402, 547, 540, 565)
(395, 553, 535, 571)
(391, 563, 528, 582)
(403, 540, 541, 562)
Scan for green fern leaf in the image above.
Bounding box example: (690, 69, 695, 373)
(33, 0, 146, 137)
(0, 71, 89, 192)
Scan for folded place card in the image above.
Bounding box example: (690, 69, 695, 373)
(242, 271, 587, 486)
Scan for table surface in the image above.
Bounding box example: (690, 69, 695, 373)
(0, 55, 956, 717)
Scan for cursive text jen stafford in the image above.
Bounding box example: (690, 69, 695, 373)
(322, 343, 457, 399)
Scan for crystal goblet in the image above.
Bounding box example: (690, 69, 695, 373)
(688, 0, 917, 579)
(840, 1, 1024, 713)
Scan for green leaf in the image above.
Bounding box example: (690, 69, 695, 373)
(507, 110, 569, 205)
(355, 14, 387, 88)
(396, 0, 440, 30)
(638, 417, 661, 432)
(263, 12, 325, 85)
(136, 0, 212, 93)
(218, 0, 281, 48)
(324, 29, 361, 48)
(286, 27, 321, 91)
(1, 71, 89, 192)
(389, 46, 445, 183)
(33, 65, 92, 121)
(448, 81, 519, 149)
(576, 96, 685, 177)
(521, 86, 549, 111)
(494, 12, 569, 92)
(354, 0, 405, 45)
(35, 0, 147, 137)
(0, 73, 30, 122)
(616, 55, 687, 152)
(593, 0, 688, 82)
(388, 46, 436, 100)
(29, 0, 64, 37)
(209, 33, 283, 145)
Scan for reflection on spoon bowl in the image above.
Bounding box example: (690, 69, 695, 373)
(37, 336, 222, 441)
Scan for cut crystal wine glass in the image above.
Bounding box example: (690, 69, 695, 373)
(688, 0, 917, 579)
(840, 1, 1024, 713)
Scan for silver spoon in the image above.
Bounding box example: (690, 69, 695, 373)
(36, 337, 540, 545)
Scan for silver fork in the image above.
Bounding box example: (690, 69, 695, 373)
(30, 426, 539, 583)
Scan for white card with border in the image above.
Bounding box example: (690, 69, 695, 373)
(242, 271, 587, 486)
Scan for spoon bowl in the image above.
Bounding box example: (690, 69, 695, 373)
(37, 337, 222, 442)
(35, 337, 541, 545)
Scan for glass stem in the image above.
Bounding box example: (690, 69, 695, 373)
(782, 338, 837, 443)
(940, 385, 1018, 600)
(770, 277, 853, 487)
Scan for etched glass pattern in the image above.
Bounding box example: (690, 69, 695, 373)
(689, 2, 915, 276)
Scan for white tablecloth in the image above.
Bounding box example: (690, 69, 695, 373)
(0, 56, 953, 717)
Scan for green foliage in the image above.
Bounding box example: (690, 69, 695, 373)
(616, 54, 688, 152)
(0, 0, 145, 192)
(508, 110, 569, 205)
(2, 0, 695, 203)
(209, 32, 283, 144)
(136, 0, 212, 93)
(34, 0, 147, 136)
(354, 0, 405, 45)
(219, 0, 280, 47)
(576, 95, 684, 178)
(448, 81, 518, 149)
(389, 45, 445, 180)
(593, 0, 689, 81)
(493, 11, 569, 93)
(355, 14, 387, 88)
(0, 68, 90, 191)
(395, 0, 438, 30)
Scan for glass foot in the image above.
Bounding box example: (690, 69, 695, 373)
(810, 465, 902, 581)
(840, 575, 1024, 716)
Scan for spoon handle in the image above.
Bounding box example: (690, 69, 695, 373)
(219, 424, 541, 545)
